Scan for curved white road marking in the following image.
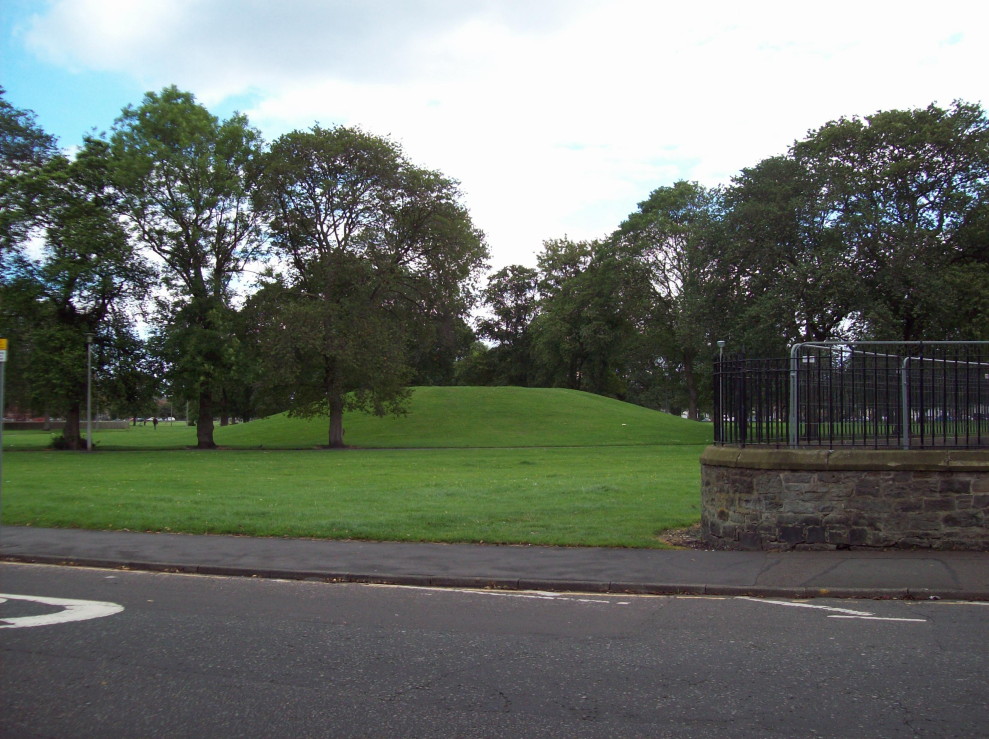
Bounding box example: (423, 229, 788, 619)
(0, 594, 124, 629)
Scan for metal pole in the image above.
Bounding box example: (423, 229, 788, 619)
(1, 338, 7, 537)
(789, 343, 802, 448)
(86, 333, 94, 452)
(901, 357, 911, 450)
(716, 341, 725, 442)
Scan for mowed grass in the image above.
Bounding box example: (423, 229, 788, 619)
(1, 387, 711, 547)
(2, 386, 712, 450)
(1, 446, 704, 547)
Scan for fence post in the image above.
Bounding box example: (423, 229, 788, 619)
(901, 357, 911, 450)
(788, 344, 801, 448)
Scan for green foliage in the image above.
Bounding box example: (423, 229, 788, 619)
(476, 264, 540, 385)
(0, 86, 59, 260)
(255, 125, 488, 446)
(530, 238, 653, 397)
(612, 181, 725, 418)
(0, 135, 154, 447)
(471, 101, 989, 420)
(5, 85, 987, 442)
(728, 100, 989, 343)
(110, 86, 264, 448)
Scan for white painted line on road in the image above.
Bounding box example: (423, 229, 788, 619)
(828, 615, 927, 623)
(0, 594, 124, 629)
(738, 597, 927, 623)
(739, 597, 875, 616)
(458, 589, 626, 605)
(372, 583, 630, 605)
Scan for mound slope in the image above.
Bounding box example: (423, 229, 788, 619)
(215, 386, 712, 449)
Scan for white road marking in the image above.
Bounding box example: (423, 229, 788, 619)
(370, 583, 629, 605)
(738, 597, 926, 623)
(828, 615, 927, 622)
(453, 589, 624, 605)
(0, 594, 124, 629)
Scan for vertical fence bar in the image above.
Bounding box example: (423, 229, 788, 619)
(713, 355, 721, 444)
(789, 345, 800, 448)
(901, 357, 910, 450)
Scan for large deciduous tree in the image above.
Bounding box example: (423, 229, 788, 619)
(0, 138, 154, 447)
(724, 155, 857, 348)
(795, 101, 989, 340)
(109, 86, 264, 448)
(530, 238, 652, 397)
(727, 100, 989, 344)
(476, 264, 540, 386)
(0, 87, 58, 264)
(612, 181, 725, 419)
(256, 125, 487, 447)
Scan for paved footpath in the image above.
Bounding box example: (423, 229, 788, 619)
(2, 526, 988, 601)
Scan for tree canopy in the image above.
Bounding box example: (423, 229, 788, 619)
(255, 125, 488, 446)
(2, 89, 986, 436)
(109, 86, 265, 448)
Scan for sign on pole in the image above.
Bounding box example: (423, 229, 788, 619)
(0, 337, 7, 363)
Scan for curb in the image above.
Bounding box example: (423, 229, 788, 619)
(4, 553, 988, 602)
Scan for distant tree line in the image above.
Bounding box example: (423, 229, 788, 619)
(2, 87, 986, 445)
(467, 101, 989, 419)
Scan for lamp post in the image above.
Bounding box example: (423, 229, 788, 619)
(85, 333, 94, 452)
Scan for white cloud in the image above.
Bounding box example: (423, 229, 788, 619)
(19, 0, 989, 269)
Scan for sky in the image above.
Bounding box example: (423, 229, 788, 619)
(2, 0, 987, 271)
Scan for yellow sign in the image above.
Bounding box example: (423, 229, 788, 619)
(0, 339, 6, 350)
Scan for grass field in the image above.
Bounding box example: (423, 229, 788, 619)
(2, 386, 712, 450)
(1, 387, 711, 548)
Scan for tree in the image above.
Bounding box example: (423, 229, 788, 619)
(612, 182, 725, 419)
(109, 86, 264, 448)
(0, 87, 58, 264)
(724, 155, 858, 348)
(530, 238, 652, 397)
(0, 138, 153, 447)
(255, 125, 487, 447)
(476, 264, 540, 385)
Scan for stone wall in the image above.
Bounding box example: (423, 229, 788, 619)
(700, 447, 989, 551)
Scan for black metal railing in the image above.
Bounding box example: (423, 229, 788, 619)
(714, 342, 989, 449)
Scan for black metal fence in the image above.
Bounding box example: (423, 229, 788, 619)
(713, 342, 989, 449)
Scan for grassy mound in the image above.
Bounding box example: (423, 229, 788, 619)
(1, 387, 711, 546)
(214, 386, 712, 448)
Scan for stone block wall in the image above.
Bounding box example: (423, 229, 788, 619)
(700, 447, 989, 551)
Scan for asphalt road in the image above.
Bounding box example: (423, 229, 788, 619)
(2, 563, 988, 738)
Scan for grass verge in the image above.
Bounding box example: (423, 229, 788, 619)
(1, 445, 705, 548)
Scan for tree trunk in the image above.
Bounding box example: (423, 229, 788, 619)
(683, 352, 699, 421)
(219, 389, 229, 426)
(196, 388, 216, 449)
(63, 402, 83, 450)
(328, 392, 346, 448)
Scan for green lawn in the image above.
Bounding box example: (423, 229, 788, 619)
(1, 446, 704, 547)
(2, 386, 713, 450)
(1, 387, 711, 547)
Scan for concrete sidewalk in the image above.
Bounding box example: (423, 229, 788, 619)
(2, 526, 988, 600)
